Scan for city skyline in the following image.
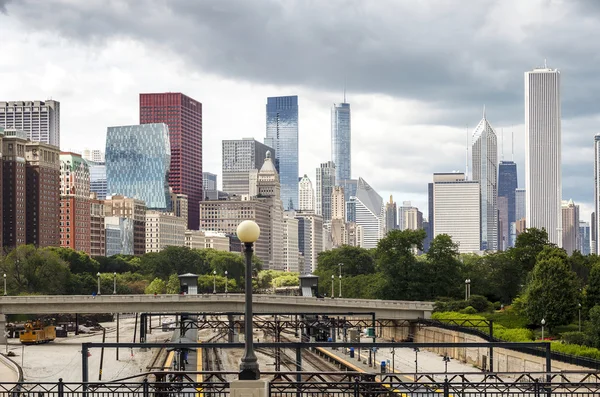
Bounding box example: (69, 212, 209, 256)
(1, 1, 598, 222)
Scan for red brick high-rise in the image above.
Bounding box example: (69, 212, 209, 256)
(2, 130, 28, 248)
(139, 93, 202, 230)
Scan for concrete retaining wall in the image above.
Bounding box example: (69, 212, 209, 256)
(0, 353, 21, 382)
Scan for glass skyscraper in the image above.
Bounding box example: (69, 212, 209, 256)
(87, 160, 107, 199)
(265, 96, 299, 210)
(498, 160, 518, 247)
(332, 102, 351, 181)
(106, 123, 171, 210)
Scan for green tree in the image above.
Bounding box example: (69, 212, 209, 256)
(587, 305, 600, 348)
(145, 278, 167, 294)
(487, 250, 524, 303)
(513, 228, 552, 274)
(375, 229, 427, 300)
(460, 253, 493, 300)
(316, 246, 375, 276)
(47, 247, 100, 274)
(584, 262, 600, 314)
(166, 274, 181, 294)
(524, 247, 579, 327)
(426, 234, 462, 299)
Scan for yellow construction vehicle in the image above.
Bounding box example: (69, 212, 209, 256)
(19, 320, 56, 344)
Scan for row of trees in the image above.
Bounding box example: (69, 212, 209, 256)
(316, 228, 600, 329)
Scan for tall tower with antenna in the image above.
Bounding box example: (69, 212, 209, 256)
(332, 84, 352, 183)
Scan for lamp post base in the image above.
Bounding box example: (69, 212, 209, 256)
(239, 363, 261, 380)
(230, 379, 267, 397)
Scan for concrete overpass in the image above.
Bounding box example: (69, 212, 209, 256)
(0, 294, 433, 320)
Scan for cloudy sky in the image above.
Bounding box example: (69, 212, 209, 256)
(1, 0, 598, 221)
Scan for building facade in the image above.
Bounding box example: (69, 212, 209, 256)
(472, 113, 498, 251)
(384, 196, 397, 233)
(515, 188, 526, 222)
(25, 141, 60, 248)
(283, 211, 300, 272)
(170, 191, 188, 226)
(87, 160, 107, 200)
(60, 152, 91, 254)
(299, 175, 315, 212)
(561, 200, 579, 256)
(105, 216, 134, 257)
(595, 134, 600, 253)
(316, 161, 336, 221)
(184, 230, 231, 251)
(433, 173, 481, 253)
(352, 177, 384, 249)
(104, 195, 147, 255)
(2, 129, 28, 248)
(90, 193, 105, 257)
(331, 102, 351, 182)
(106, 123, 171, 210)
(256, 152, 284, 270)
(140, 92, 203, 230)
(145, 211, 186, 253)
(0, 100, 60, 147)
(265, 95, 299, 210)
(498, 160, 518, 248)
(579, 221, 591, 255)
(525, 67, 562, 246)
(295, 211, 323, 274)
(82, 149, 105, 163)
(222, 139, 275, 197)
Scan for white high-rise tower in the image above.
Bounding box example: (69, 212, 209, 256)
(525, 66, 562, 246)
(594, 134, 600, 254)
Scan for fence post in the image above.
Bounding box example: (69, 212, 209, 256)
(354, 376, 360, 397)
(57, 378, 64, 397)
(534, 378, 540, 397)
(143, 378, 149, 397)
(443, 377, 450, 397)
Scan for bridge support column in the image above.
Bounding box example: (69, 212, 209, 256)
(0, 314, 6, 344)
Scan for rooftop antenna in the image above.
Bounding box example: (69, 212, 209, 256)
(343, 76, 347, 103)
(511, 127, 515, 161)
(501, 128, 504, 161)
(544, 58, 547, 68)
(483, 104, 486, 119)
(465, 125, 469, 181)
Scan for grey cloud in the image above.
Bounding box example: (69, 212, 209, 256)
(0, 0, 10, 14)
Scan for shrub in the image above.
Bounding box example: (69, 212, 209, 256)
(561, 331, 588, 346)
(494, 327, 534, 342)
(461, 306, 477, 315)
(551, 342, 600, 360)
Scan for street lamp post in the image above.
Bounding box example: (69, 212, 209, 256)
(443, 354, 450, 374)
(338, 263, 343, 298)
(3, 274, 6, 296)
(579, 303, 582, 332)
(97, 272, 101, 295)
(414, 347, 419, 381)
(225, 271, 228, 294)
(213, 270, 217, 294)
(464, 279, 471, 301)
(541, 318, 546, 341)
(331, 275, 334, 299)
(113, 272, 117, 295)
(237, 220, 261, 380)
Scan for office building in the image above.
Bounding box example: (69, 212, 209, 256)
(25, 141, 60, 248)
(283, 211, 300, 272)
(403, 206, 423, 231)
(346, 222, 363, 248)
(516, 218, 527, 237)
(331, 186, 347, 248)
(106, 123, 171, 211)
(339, 178, 358, 222)
(579, 221, 591, 255)
(82, 149, 105, 163)
(140, 92, 203, 230)
(498, 196, 509, 251)
(170, 190, 188, 225)
(561, 200, 579, 255)
(593, 213, 597, 255)
(222, 139, 274, 196)
(299, 175, 315, 212)
(332, 186, 345, 220)
(87, 160, 107, 200)
(351, 177, 384, 249)
(2, 129, 27, 248)
(185, 230, 231, 251)
(203, 172, 218, 197)
(60, 152, 91, 254)
(515, 188, 526, 222)
(472, 112, 498, 250)
(145, 210, 186, 253)
(595, 134, 600, 253)
(385, 196, 397, 233)
(433, 172, 481, 253)
(295, 211, 323, 273)
(525, 67, 562, 246)
(316, 161, 336, 221)
(331, 101, 351, 182)
(265, 96, 299, 210)
(105, 216, 134, 256)
(498, 160, 518, 248)
(104, 195, 146, 255)
(0, 100, 60, 147)
(90, 193, 105, 257)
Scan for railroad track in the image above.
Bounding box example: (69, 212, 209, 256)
(203, 331, 227, 371)
(145, 337, 172, 372)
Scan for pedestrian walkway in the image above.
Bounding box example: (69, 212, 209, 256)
(0, 355, 19, 383)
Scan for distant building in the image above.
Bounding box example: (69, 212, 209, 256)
(515, 218, 527, 237)
(595, 134, 600, 254)
(525, 67, 562, 246)
(140, 92, 203, 230)
(339, 179, 358, 222)
(298, 175, 315, 212)
(90, 193, 105, 257)
(295, 211, 323, 273)
(498, 196, 509, 251)
(384, 196, 397, 233)
(0, 100, 60, 146)
(561, 200, 579, 256)
(104, 195, 146, 255)
(331, 101, 351, 182)
(316, 161, 336, 221)
(203, 172, 217, 191)
(106, 123, 171, 211)
(105, 216, 134, 256)
(331, 186, 347, 248)
(184, 230, 231, 251)
(592, 213, 597, 255)
(498, 160, 518, 248)
(222, 139, 274, 196)
(398, 201, 423, 231)
(579, 221, 590, 255)
(515, 188, 526, 222)
(2, 129, 28, 248)
(60, 152, 91, 254)
(351, 177, 384, 249)
(170, 191, 188, 225)
(145, 211, 186, 253)
(283, 211, 300, 272)
(346, 222, 363, 248)
(82, 149, 105, 163)
(87, 161, 107, 200)
(265, 96, 299, 210)
(433, 172, 481, 253)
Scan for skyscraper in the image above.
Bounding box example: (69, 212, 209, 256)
(384, 196, 397, 233)
(594, 134, 600, 253)
(298, 175, 315, 212)
(352, 177, 384, 249)
(0, 100, 60, 147)
(140, 92, 203, 230)
(316, 161, 336, 221)
(257, 151, 284, 270)
(331, 102, 351, 182)
(2, 129, 28, 248)
(498, 160, 518, 248)
(472, 112, 498, 251)
(222, 138, 274, 196)
(60, 152, 91, 254)
(106, 124, 171, 211)
(561, 200, 579, 255)
(579, 221, 591, 255)
(82, 149, 105, 163)
(87, 160, 107, 200)
(525, 67, 562, 246)
(265, 96, 299, 210)
(515, 188, 526, 222)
